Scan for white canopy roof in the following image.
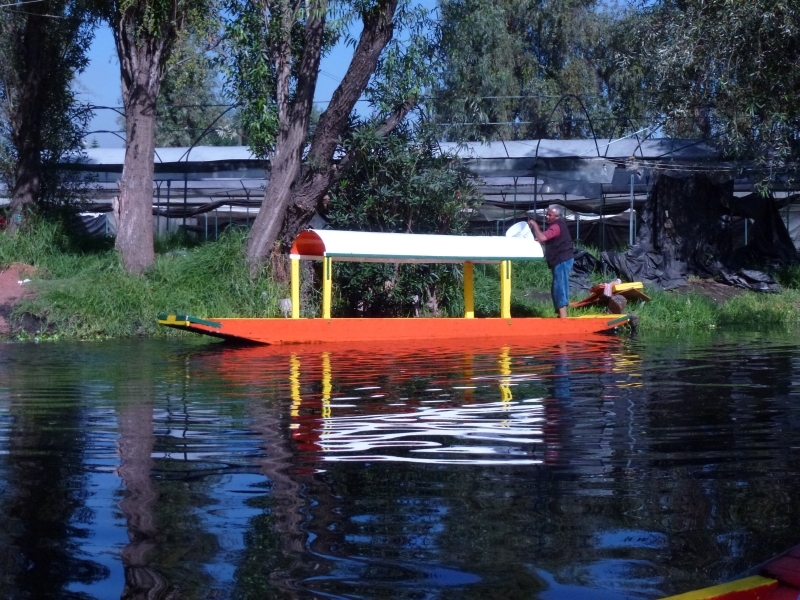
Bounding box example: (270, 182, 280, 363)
(290, 229, 544, 264)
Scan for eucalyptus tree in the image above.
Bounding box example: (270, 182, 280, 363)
(432, 0, 622, 142)
(0, 0, 98, 235)
(106, 0, 214, 273)
(223, 0, 435, 274)
(626, 0, 800, 179)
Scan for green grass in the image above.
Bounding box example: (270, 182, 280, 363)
(1, 220, 284, 339)
(619, 286, 800, 331)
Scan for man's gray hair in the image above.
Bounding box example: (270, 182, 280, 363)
(547, 204, 564, 217)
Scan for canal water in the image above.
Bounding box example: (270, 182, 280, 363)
(1, 329, 799, 599)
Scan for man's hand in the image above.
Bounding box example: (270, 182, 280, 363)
(528, 218, 545, 242)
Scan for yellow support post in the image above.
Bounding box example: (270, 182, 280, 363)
(463, 261, 474, 318)
(322, 256, 332, 319)
(291, 258, 300, 319)
(500, 260, 512, 319)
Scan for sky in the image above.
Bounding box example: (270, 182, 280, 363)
(75, 23, 366, 149)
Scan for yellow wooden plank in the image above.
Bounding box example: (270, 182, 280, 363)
(612, 281, 643, 292)
(660, 575, 777, 600)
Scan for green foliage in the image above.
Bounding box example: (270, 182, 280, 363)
(776, 263, 800, 290)
(629, 287, 800, 331)
(219, 0, 281, 157)
(619, 0, 800, 179)
(324, 122, 480, 316)
(718, 290, 800, 326)
(0, 217, 72, 268)
(156, 25, 239, 147)
(1, 222, 283, 339)
(432, 0, 625, 141)
(0, 0, 98, 212)
(635, 290, 718, 331)
(221, 0, 436, 159)
(116, 0, 210, 36)
(366, 1, 437, 111)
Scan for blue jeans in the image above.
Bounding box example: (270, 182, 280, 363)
(551, 258, 574, 312)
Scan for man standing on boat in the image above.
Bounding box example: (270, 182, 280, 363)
(528, 205, 575, 318)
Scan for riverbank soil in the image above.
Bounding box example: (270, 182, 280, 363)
(0, 263, 36, 336)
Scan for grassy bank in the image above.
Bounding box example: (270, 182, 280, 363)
(1, 221, 799, 340)
(0, 221, 285, 339)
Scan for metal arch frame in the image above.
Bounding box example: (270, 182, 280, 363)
(534, 94, 602, 159)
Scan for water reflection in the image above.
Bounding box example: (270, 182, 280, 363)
(0, 331, 799, 599)
(202, 337, 621, 468)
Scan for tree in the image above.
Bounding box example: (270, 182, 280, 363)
(0, 0, 97, 235)
(618, 0, 800, 180)
(223, 0, 434, 275)
(156, 24, 239, 147)
(432, 0, 623, 142)
(106, 0, 211, 273)
(324, 121, 480, 316)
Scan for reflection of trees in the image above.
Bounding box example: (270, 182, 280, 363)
(117, 398, 166, 599)
(116, 346, 218, 599)
(0, 343, 108, 598)
(628, 333, 800, 594)
(234, 401, 302, 600)
(273, 335, 800, 598)
(177, 333, 800, 598)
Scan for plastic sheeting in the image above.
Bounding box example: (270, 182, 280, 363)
(598, 173, 796, 291)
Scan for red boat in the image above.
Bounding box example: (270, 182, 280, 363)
(158, 229, 631, 345)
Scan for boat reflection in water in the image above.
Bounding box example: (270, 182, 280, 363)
(203, 334, 628, 469)
(187, 333, 647, 598)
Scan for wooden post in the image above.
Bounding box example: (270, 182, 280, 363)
(464, 262, 474, 318)
(322, 257, 332, 319)
(291, 258, 300, 319)
(500, 260, 512, 319)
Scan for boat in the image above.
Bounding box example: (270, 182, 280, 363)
(661, 542, 800, 599)
(158, 229, 632, 345)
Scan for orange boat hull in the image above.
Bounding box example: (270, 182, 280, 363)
(158, 314, 630, 345)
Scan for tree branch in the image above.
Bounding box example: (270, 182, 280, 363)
(304, 0, 399, 170)
(291, 96, 416, 215)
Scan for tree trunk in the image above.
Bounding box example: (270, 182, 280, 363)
(244, 0, 328, 276)
(111, 6, 175, 273)
(116, 97, 157, 273)
(244, 120, 310, 276)
(6, 143, 41, 236)
(4, 6, 47, 236)
(279, 97, 414, 249)
(245, 0, 404, 274)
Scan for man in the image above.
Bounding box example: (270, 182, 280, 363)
(528, 205, 575, 318)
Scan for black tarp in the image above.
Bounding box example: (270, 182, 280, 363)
(600, 173, 796, 291)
